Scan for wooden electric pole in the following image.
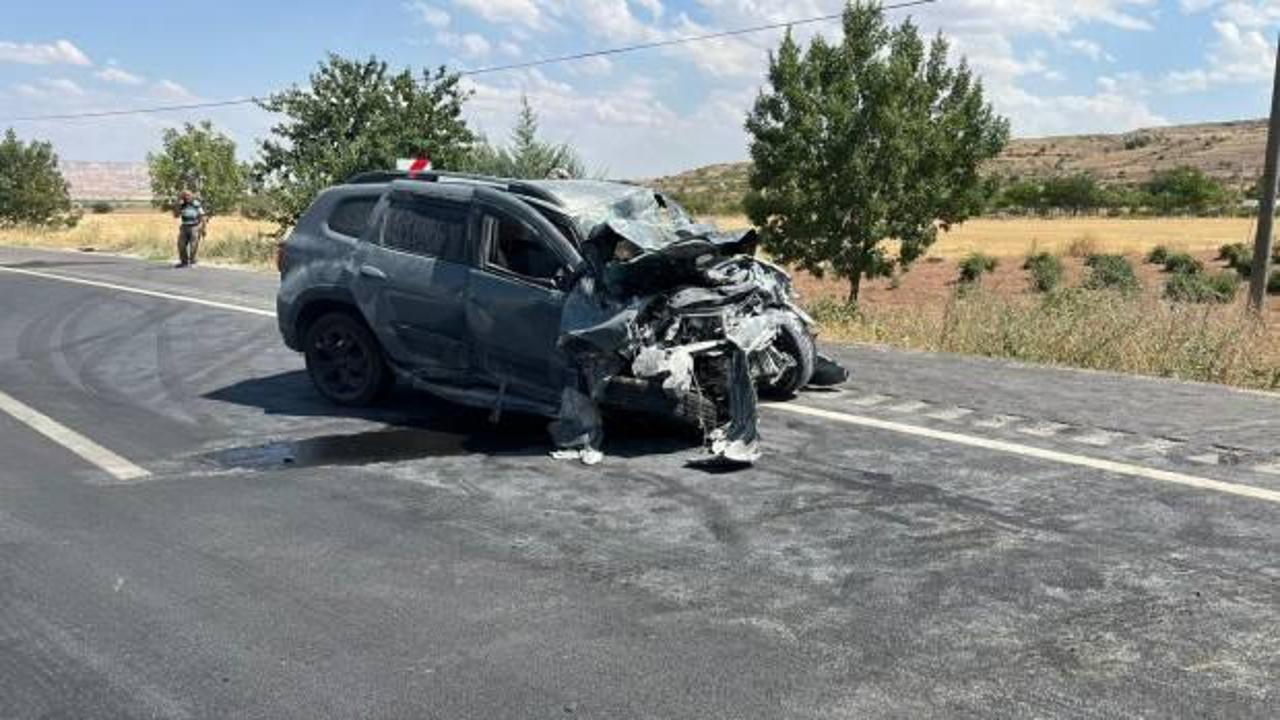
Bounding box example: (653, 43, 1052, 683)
(1249, 36, 1280, 311)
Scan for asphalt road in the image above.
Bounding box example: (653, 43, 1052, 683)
(1, 246, 1277, 719)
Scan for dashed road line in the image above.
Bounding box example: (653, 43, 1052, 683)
(0, 389, 149, 482)
(764, 402, 1280, 506)
(1018, 421, 1072, 438)
(974, 414, 1024, 429)
(0, 265, 276, 317)
(1071, 430, 1125, 447)
(926, 406, 975, 422)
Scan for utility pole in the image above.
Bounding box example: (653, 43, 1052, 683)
(1249, 35, 1280, 311)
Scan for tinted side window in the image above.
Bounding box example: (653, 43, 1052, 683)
(381, 198, 468, 262)
(484, 214, 561, 281)
(326, 197, 377, 238)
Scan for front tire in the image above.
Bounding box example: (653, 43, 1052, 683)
(758, 312, 815, 399)
(303, 311, 390, 406)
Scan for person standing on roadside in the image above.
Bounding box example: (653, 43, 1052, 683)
(175, 190, 206, 268)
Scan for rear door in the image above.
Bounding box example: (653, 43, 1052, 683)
(352, 188, 473, 382)
(466, 194, 577, 405)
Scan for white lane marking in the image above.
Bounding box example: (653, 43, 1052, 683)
(926, 406, 975, 422)
(762, 402, 1280, 506)
(974, 414, 1024, 429)
(1072, 430, 1125, 447)
(0, 389, 150, 482)
(1018, 421, 1071, 438)
(0, 265, 275, 318)
(1186, 453, 1221, 466)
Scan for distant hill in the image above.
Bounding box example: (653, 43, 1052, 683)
(60, 161, 151, 201)
(649, 119, 1268, 213)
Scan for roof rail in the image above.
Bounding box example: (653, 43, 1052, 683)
(343, 169, 565, 207)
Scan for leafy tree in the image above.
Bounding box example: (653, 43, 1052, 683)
(1040, 173, 1102, 215)
(995, 179, 1043, 215)
(1144, 166, 1226, 215)
(147, 121, 246, 216)
(0, 129, 79, 228)
(466, 95, 587, 179)
(254, 54, 477, 232)
(745, 2, 1009, 302)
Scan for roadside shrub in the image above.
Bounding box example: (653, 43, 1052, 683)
(1083, 254, 1139, 292)
(238, 193, 275, 221)
(1066, 233, 1099, 258)
(1218, 242, 1248, 265)
(1023, 251, 1064, 293)
(1145, 245, 1170, 264)
(958, 252, 998, 284)
(1165, 270, 1239, 304)
(1228, 251, 1254, 279)
(89, 201, 114, 214)
(1162, 251, 1204, 275)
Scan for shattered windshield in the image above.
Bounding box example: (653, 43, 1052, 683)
(530, 180, 716, 252)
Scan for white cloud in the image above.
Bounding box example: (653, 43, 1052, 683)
(451, 0, 544, 28)
(14, 77, 86, 98)
(1160, 18, 1274, 92)
(404, 1, 450, 28)
(1066, 38, 1114, 62)
(437, 31, 493, 58)
(499, 40, 522, 57)
(0, 39, 91, 66)
(152, 79, 199, 101)
(95, 66, 145, 85)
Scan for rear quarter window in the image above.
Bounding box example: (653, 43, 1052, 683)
(326, 197, 377, 238)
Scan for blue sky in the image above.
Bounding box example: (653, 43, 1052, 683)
(1, 1, 1277, 176)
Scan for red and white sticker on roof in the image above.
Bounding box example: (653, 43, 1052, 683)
(395, 157, 432, 176)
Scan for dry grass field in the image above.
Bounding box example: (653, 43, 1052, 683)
(704, 215, 1259, 260)
(0, 210, 278, 267)
(3, 211, 1278, 389)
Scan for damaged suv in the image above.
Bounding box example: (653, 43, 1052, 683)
(276, 170, 844, 464)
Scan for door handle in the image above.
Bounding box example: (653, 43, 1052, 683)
(359, 264, 388, 280)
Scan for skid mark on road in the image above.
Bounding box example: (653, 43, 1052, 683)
(766, 402, 1280, 505)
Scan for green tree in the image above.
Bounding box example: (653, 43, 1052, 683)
(744, 2, 1008, 302)
(466, 95, 587, 179)
(1144, 166, 1226, 215)
(1040, 173, 1102, 215)
(147, 121, 246, 216)
(0, 129, 79, 228)
(996, 178, 1043, 215)
(254, 54, 477, 232)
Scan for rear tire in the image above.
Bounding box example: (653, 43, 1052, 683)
(303, 311, 390, 407)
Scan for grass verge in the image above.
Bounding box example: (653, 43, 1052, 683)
(809, 288, 1280, 391)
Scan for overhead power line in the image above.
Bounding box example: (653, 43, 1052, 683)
(2, 0, 938, 124)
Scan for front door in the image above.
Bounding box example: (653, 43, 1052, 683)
(466, 207, 570, 406)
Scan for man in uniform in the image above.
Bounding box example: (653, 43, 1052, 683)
(175, 190, 206, 268)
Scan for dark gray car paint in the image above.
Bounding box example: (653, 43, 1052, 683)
(278, 175, 836, 463)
